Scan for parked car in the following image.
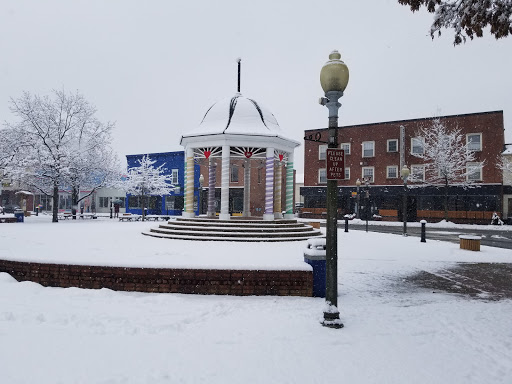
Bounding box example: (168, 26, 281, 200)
(3, 204, 21, 214)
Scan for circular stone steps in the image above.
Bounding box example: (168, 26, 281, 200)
(142, 217, 323, 242)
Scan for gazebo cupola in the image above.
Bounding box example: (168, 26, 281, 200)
(180, 63, 299, 220)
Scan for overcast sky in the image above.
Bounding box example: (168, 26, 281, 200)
(1, 0, 511, 174)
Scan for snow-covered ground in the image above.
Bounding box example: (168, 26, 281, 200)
(0, 215, 511, 384)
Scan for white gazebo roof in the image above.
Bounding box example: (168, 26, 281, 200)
(180, 93, 300, 151)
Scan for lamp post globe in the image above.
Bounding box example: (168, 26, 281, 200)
(320, 50, 348, 329)
(320, 50, 349, 94)
(401, 165, 410, 236)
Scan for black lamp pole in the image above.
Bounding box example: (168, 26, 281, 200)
(319, 50, 349, 329)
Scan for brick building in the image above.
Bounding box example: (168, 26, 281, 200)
(301, 111, 506, 224)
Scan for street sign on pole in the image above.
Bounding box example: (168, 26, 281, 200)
(326, 149, 345, 180)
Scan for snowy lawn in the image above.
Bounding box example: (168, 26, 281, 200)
(0, 215, 511, 384)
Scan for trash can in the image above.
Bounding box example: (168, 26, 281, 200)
(14, 209, 24, 223)
(304, 238, 326, 297)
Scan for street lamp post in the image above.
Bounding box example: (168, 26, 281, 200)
(401, 165, 410, 236)
(363, 177, 370, 232)
(319, 50, 349, 329)
(355, 178, 361, 219)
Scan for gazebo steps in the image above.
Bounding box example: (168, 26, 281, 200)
(143, 217, 323, 242)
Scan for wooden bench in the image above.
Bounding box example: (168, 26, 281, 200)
(0, 216, 18, 223)
(144, 215, 171, 221)
(119, 214, 141, 222)
(459, 235, 481, 251)
(78, 213, 98, 219)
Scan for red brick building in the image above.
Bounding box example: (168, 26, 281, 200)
(301, 111, 505, 223)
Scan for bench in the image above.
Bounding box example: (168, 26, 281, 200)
(119, 214, 141, 222)
(58, 214, 73, 220)
(0, 216, 18, 223)
(145, 215, 171, 221)
(459, 235, 481, 251)
(78, 213, 98, 219)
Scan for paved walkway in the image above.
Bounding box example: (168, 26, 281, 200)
(406, 263, 512, 301)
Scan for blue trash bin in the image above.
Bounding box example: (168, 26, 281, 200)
(14, 210, 24, 223)
(304, 238, 326, 297)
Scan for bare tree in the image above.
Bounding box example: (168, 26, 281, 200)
(2, 90, 121, 222)
(398, 0, 512, 44)
(411, 118, 481, 220)
(123, 155, 175, 221)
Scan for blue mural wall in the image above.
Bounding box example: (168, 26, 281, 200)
(125, 151, 200, 216)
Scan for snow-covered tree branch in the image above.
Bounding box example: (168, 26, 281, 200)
(398, 0, 512, 45)
(411, 118, 481, 219)
(123, 155, 175, 221)
(1, 89, 122, 222)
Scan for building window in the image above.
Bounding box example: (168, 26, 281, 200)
(99, 197, 110, 208)
(467, 133, 482, 151)
(362, 141, 375, 158)
(387, 166, 398, 179)
(411, 137, 424, 155)
(231, 164, 239, 183)
(387, 139, 398, 153)
(319, 145, 327, 160)
(128, 196, 140, 208)
(411, 165, 425, 181)
(362, 167, 374, 183)
(344, 167, 350, 180)
(467, 162, 483, 181)
(318, 168, 327, 184)
(340, 143, 351, 155)
(171, 169, 179, 184)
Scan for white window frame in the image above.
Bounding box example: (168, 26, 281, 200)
(362, 141, 375, 158)
(387, 139, 398, 153)
(467, 133, 482, 151)
(362, 167, 374, 183)
(467, 162, 483, 181)
(171, 169, 179, 185)
(344, 167, 350, 180)
(340, 143, 351, 155)
(319, 145, 327, 160)
(411, 164, 425, 181)
(386, 165, 398, 179)
(318, 168, 327, 184)
(411, 137, 424, 155)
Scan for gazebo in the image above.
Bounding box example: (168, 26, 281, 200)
(180, 92, 300, 221)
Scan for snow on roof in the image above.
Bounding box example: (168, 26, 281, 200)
(183, 93, 282, 138)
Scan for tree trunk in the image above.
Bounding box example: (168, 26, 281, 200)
(72, 186, 79, 220)
(52, 183, 59, 223)
(141, 194, 145, 221)
(444, 180, 449, 221)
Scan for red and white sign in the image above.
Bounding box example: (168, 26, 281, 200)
(326, 149, 345, 180)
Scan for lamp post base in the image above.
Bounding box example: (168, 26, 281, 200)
(322, 311, 344, 329)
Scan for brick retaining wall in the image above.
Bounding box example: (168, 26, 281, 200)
(0, 259, 313, 297)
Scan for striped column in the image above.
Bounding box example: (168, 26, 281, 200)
(284, 152, 295, 219)
(183, 147, 195, 218)
(274, 159, 282, 219)
(263, 147, 274, 221)
(243, 158, 251, 217)
(207, 159, 216, 217)
(220, 145, 230, 220)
